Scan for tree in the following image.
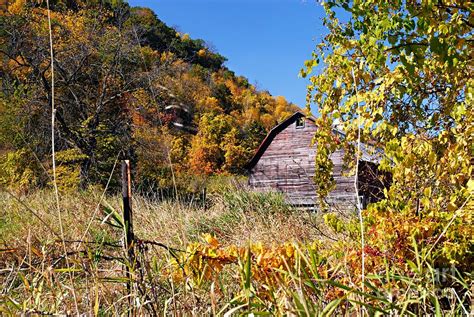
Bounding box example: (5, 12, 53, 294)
(1, 3, 143, 187)
(302, 0, 473, 266)
(188, 113, 233, 174)
(0, 0, 300, 192)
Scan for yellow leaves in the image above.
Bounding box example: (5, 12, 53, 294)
(260, 113, 274, 130)
(447, 202, 457, 212)
(199, 96, 222, 113)
(203, 233, 220, 248)
(1, 136, 50, 192)
(450, 103, 466, 122)
(160, 51, 175, 63)
(139, 46, 160, 69)
(301, 58, 319, 78)
(7, 56, 31, 80)
(49, 164, 81, 193)
(438, 23, 450, 35)
(420, 197, 431, 209)
(467, 179, 474, 194)
(197, 49, 207, 57)
(423, 187, 432, 198)
(285, 244, 295, 258)
(169, 234, 327, 291)
(8, 0, 26, 14)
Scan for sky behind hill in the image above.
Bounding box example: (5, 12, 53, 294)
(128, 0, 328, 111)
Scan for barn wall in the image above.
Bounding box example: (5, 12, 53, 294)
(249, 118, 357, 208)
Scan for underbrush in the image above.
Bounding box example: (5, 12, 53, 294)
(0, 188, 472, 315)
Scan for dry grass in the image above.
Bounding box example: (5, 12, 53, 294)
(0, 188, 327, 251)
(0, 187, 333, 314)
(2, 188, 469, 315)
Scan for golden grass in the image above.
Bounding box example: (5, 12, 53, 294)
(0, 187, 334, 314)
(2, 189, 470, 315)
(1, 189, 329, 250)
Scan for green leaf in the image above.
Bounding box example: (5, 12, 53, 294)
(430, 36, 441, 54)
(321, 298, 343, 316)
(430, 295, 442, 317)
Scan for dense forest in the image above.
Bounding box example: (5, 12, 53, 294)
(0, 0, 299, 193)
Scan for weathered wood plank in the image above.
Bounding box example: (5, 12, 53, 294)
(249, 117, 357, 208)
(248, 114, 387, 210)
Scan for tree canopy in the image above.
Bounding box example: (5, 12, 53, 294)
(0, 0, 299, 193)
(303, 0, 473, 266)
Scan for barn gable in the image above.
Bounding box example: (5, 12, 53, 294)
(247, 112, 386, 209)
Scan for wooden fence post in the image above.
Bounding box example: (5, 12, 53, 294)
(122, 160, 135, 294)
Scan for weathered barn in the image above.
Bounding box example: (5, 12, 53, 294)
(247, 112, 387, 210)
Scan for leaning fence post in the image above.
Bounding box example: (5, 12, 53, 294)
(122, 160, 135, 295)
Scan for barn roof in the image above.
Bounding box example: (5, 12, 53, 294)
(246, 112, 310, 170)
(246, 111, 381, 170)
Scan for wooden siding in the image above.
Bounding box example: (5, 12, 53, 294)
(248, 117, 357, 209)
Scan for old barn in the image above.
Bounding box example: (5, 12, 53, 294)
(247, 112, 387, 210)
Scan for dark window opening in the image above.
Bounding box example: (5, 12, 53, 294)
(296, 117, 305, 129)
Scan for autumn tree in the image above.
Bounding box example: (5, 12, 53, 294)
(303, 0, 473, 265)
(1, 0, 300, 192)
(128, 6, 226, 71)
(188, 113, 232, 174)
(1, 2, 143, 187)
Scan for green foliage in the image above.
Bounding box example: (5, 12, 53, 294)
(0, 149, 40, 192)
(241, 121, 267, 151)
(48, 149, 86, 192)
(0, 86, 28, 149)
(211, 82, 234, 113)
(220, 187, 292, 216)
(188, 183, 292, 239)
(188, 208, 242, 240)
(129, 6, 226, 71)
(303, 0, 473, 267)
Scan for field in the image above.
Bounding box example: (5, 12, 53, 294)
(1, 184, 471, 315)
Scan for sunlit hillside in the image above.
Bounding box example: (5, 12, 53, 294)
(0, 0, 299, 195)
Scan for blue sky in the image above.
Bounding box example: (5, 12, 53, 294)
(128, 0, 328, 110)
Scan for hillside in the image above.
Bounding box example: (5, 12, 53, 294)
(0, 0, 300, 193)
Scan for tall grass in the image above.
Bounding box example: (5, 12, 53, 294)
(0, 187, 322, 314)
(0, 188, 471, 315)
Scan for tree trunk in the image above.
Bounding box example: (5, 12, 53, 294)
(79, 156, 92, 189)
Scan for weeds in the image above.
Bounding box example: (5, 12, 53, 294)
(1, 188, 472, 315)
